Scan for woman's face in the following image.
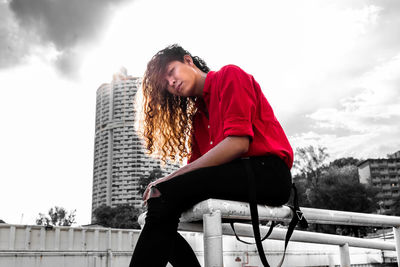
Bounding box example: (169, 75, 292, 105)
(164, 56, 198, 97)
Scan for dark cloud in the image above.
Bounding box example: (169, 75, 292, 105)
(1, 0, 131, 76)
(9, 0, 130, 49)
(54, 48, 81, 79)
(0, 3, 36, 68)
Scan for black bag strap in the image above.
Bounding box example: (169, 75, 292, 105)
(277, 184, 308, 266)
(242, 158, 271, 267)
(230, 221, 276, 245)
(241, 158, 308, 267)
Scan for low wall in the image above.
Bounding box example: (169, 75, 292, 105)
(0, 224, 395, 267)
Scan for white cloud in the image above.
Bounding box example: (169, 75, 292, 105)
(309, 53, 400, 127)
(295, 53, 400, 159)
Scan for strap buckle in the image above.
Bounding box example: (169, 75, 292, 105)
(296, 210, 304, 221)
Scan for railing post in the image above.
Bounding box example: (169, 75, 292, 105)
(203, 210, 223, 267)
(339, 243, 351, 267)
(393, 226, 400, 267)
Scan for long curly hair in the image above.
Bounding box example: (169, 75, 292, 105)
(141, 44, 210, 163)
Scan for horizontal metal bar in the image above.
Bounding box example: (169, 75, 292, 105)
(0, 224, 137, 232)
(0, 251, 134, 256)
(301, 207, 400, 227)
(178, 222, 396, 251)
(180, 199, 400, 227)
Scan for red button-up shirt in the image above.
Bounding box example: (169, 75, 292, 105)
(188, 65, 293, 169)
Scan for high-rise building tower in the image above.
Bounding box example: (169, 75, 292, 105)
(91, 68, 179, 220)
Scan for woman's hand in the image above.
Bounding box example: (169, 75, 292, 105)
(142, 179, 163, 205)
(142, 136, 249, 206)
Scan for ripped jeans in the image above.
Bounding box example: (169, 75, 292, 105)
(129, 155, 292, 267)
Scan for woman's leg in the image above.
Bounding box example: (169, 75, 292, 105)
(130, 196, 200, 267)
(129, 155, 291, 267)
(168, 233, 201, 267)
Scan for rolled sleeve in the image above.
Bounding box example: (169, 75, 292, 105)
(223, 117, 254, 138)
(219, 65, 256, 139)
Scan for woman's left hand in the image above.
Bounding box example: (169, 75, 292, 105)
(142, 179, 163, 205)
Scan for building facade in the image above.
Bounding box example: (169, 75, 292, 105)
(358, 150, 400, 214)
(92, 69, 179, 219)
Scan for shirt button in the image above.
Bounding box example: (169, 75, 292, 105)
(208, 125, 210, 129)
(210, 141, 213, 145)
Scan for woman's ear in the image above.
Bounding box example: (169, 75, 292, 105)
(183, 54, 193, 65)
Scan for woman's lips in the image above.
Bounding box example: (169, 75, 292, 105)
(176, 82, 182, 93)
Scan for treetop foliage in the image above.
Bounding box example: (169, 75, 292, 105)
(137, 167, 163, 196)
(329, 157, 360, 168)
(36, 206, 76, 226)
(93, 204, 140, 229)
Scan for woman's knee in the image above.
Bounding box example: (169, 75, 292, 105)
(149, 187, 162, 198)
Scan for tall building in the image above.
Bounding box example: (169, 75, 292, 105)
(358, 150, 400, 214)
(92, 68, 179, 219)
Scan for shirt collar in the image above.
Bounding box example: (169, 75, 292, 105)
(195, 71, 214, 111)
(203, 71, 213, 97)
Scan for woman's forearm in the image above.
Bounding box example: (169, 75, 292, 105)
(161, 136, 250, 182)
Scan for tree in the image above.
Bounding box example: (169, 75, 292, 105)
(0, 219, 5, 224)
(390, 195, 400, 216)
(293, 146, 329, 188)
(36, 206, 76, 226)
(293, 149, 379, 236)
(329, 157, 360, 168)
(309, 165, 377, 212)
(307, 164, 378, 236)
(93, 204, 141, 229)
(291, 178, 311, 207)
(137, 167, 163, 196)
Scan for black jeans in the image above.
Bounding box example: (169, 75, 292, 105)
(129, 155, 292, 267)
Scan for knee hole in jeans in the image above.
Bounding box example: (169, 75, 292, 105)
(149, 187, 162, 199)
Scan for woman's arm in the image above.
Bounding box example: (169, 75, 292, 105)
(143, 136, 250, 201)
(172, 135, 249, 178)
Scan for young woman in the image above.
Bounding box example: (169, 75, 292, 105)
(129, 44, 293, 267)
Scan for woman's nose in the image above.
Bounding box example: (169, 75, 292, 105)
(168, 78, 176, 87)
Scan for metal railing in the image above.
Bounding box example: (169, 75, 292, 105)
(150, 198, 400, 267)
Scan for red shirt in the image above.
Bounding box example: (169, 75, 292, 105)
(188, 65, 293, 169)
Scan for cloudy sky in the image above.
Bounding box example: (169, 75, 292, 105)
(1, 0, 399, 225)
